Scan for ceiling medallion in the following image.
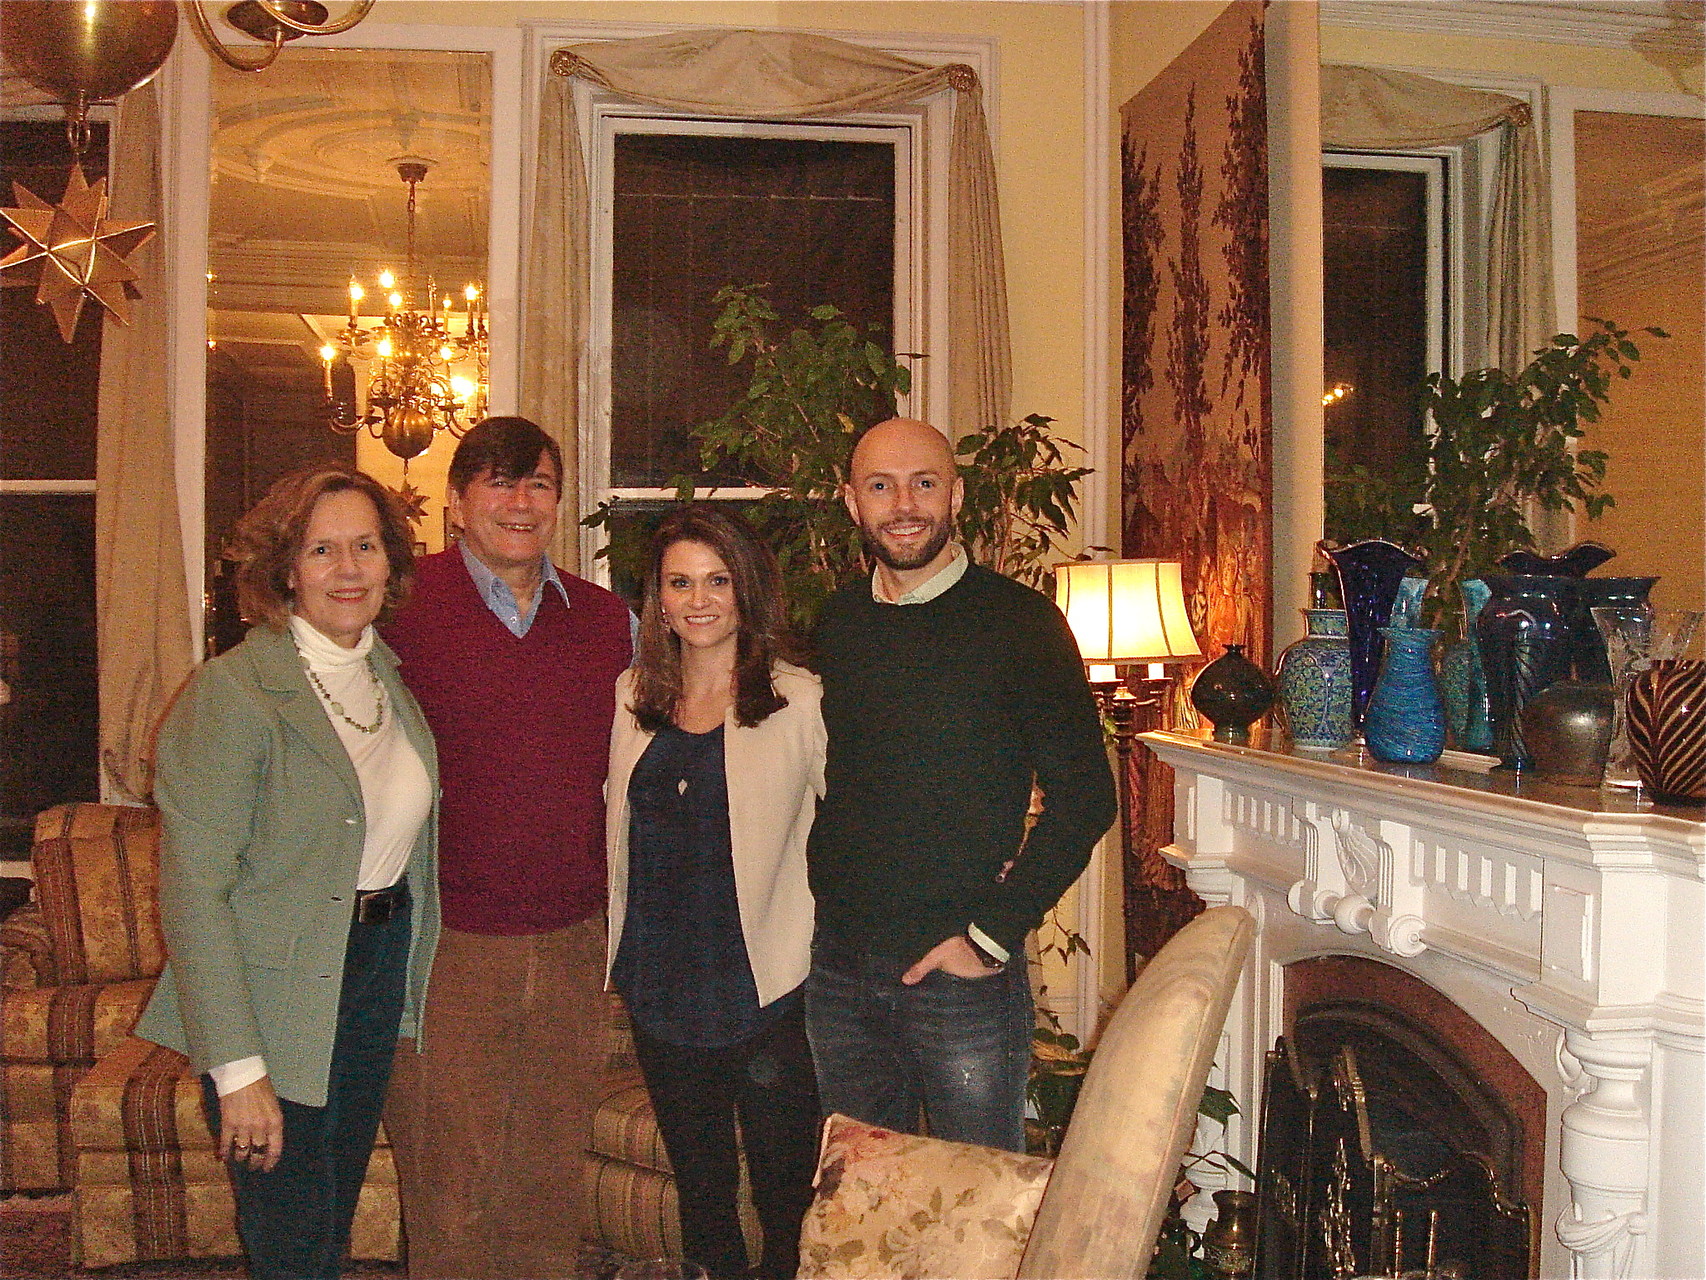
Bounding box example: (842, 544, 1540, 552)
(0, 164, 156, 342)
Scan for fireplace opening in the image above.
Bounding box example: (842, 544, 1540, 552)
(1253, 956, 1544, 1279)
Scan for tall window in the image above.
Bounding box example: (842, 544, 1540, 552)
(584, 108, 920, 579)
(0, 118, 107, 863)
(1322, 152, 1452, 544)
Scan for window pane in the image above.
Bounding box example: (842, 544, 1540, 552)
(1323, 166, 1431, 541)
(0, 495, 98, 857)
(612, 134, 896, 488)
(0, 120, 107, 480)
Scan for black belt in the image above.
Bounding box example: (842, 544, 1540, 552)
(354, 878, 410, 925)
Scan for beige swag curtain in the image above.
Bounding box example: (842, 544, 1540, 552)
(524, 29, 1011, 571)
(97, 81, 193, 801)
(1322, 64, 1552, 374)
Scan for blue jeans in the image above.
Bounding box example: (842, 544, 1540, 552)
(803, 939, 1032, 1152)
(201, 895, 411, 1280)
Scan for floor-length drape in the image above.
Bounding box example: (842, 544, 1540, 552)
(96, 81, 192, 802)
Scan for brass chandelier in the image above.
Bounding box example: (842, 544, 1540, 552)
(321, 160, 489, 465)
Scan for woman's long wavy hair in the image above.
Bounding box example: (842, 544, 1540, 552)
(630, 505, 801, 732)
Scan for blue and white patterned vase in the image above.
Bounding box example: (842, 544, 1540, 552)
(1363, 627, 1446, 764)
(1437, 579, 1495, 753)
(1275, 609, 1354, 750)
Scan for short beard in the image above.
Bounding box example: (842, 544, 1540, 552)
(862, 517, 953, 572)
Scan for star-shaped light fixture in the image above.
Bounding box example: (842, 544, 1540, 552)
(0, 164, 156, 342)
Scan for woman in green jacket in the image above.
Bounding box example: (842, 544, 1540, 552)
(136, 466, 440, 1280)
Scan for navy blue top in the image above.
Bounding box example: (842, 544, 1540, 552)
(613, 724, 794, 1047)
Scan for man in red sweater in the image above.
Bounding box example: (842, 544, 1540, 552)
(382, 418, 632, 1279)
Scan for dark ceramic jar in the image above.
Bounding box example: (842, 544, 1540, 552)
(1190, 644, 1275, 743)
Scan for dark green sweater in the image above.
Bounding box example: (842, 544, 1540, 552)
(808, 563, 1117, 961)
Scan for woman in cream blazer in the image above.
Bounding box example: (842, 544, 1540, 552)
(604, 506, 823, 1280)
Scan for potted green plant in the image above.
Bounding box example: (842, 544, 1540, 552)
(584, 283, 1092, 631)
(1325, 317, 1665, 639)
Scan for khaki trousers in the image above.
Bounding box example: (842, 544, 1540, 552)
(386, 918, 606, 1279)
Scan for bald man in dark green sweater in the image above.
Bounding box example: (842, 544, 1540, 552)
(804, 418, 1117, 1152)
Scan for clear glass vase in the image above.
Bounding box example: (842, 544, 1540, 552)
(1592, 607, 1703, 789)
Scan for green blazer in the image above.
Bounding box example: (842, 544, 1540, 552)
(135, 623, 441, 1108)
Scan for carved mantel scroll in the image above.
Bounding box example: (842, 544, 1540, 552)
(1140, 731, 1705, 1280)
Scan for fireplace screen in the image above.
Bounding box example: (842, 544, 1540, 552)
(1254, 1031, 1533, 1280)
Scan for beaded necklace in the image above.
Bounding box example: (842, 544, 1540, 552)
(292, 634, 386, 734)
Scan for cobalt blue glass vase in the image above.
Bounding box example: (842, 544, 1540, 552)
(1275, 608, 1354, 751)
(1363, 627, 1446, 764)
(1319, 539, 1426, 730)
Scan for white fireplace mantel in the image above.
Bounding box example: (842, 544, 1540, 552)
(1141, 730, 1705, 1280)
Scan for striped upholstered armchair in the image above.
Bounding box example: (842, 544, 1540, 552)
(0, 802, 399, 1268)
(0, 803, 163, 1194)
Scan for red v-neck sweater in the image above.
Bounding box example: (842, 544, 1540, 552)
(386, 549, 632, 934)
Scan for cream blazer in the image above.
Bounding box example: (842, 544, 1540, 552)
(605, 660, 824, 1008)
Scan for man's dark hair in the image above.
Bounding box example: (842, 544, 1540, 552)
(448, 417, 564, 495)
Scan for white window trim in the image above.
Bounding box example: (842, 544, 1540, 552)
(1322, 150, 1453, 379)
(164, 23, 526, 658)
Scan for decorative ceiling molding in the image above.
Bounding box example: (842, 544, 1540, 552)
(1321, 1, 1706, 52)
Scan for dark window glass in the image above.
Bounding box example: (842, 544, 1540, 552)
(0, 495, 98, 857)
(205, 346, 356, 572)
(0, 120, 108, 480)
(1323, 165, 1433, 542)
(611, 134, 896, 488)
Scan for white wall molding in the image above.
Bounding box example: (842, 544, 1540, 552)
(1322, 1, 1705, 52)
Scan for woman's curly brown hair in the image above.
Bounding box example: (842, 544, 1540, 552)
(630, 505, 802, 732)
(230, 466, 416, 631)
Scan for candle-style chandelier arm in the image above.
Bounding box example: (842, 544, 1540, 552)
(185, 1, 378, 73)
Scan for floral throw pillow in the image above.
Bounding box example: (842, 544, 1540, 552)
(796, 1114, 1055, 1280)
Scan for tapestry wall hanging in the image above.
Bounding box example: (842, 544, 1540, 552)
(1121, 0, 1272, 671)
(1117, 0, 1271, 971)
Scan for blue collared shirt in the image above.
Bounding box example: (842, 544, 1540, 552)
(459, 540, 569, 637)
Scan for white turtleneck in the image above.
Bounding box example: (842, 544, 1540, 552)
(210, 617, 432, 1098)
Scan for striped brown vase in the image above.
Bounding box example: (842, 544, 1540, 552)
(1628, 659, 1706, 805)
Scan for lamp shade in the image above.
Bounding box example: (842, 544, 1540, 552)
(1055, 559, 1202, 664)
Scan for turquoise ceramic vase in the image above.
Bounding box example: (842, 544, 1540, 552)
(1363, 627, 1446, 764)
(1275, 609, 1354, 750)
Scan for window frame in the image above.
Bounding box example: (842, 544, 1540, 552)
(0, 106, 111, 861)
(575, 93, 944, 580)
(585, 108, 922, 520)
(1322, 149, 1454, 381)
